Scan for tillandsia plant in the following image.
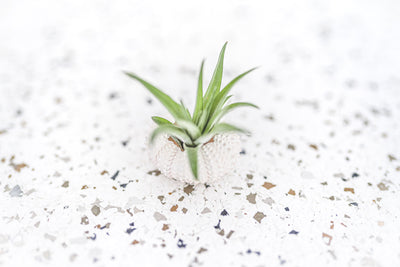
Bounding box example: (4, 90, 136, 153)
(124, 42, 258, 182)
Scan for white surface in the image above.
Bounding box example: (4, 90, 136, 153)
(1, 0, 400, 266)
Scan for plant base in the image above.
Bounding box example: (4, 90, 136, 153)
(151, 133, 241, 184)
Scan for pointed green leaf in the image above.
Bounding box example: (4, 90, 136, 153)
(203, 42, 228, 105)
(124, 72, 184, 120)
(176, 119, 201, 140)
(201, 94, 231, 132)
(197, 108, 209, 133)
(179, 100, 192, 120)
(205, 102, 258, 132)
(152, 116, 172, 125)
(209, 67, 258, 118)
(193, 60, 205, 123)
(184, 144, 199, 179)
(222, 95, 233, 106)
(212, 122, 249, 134)
(150, 125, 192, 145)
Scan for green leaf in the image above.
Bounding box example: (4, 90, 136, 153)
(214, 122, 249, 133)
(205, 102, 258, 132)
(193, 60, 205, 124)
(150, 125, 192, 145)
(200, 94, 231, 132)
(212, 122, 249, 134)
(209, 67, 258, 118)
(176, 119, 201, 140)
(184, 144, 199, 179)
(152, 116, 172, 125)
(124, 72, 184, 120)
(179, 100, 192, 120)
(222, 95, 233, 106)
(194, 122, 248, 145)
(203, 42, 228, 106)
(197, 109, 209, 133)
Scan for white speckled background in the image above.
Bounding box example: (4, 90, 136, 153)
(1, 0, 400, 266)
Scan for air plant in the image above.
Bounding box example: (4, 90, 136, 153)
(124, 42, 258, 182)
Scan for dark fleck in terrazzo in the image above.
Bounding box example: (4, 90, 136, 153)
(110, 171, 120, 180)
(177, 239, 186, 248)
(214, 220, 221, 230)
(220, 209, 229, 216)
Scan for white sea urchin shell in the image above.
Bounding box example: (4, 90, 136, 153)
(151, 133, 241, 184)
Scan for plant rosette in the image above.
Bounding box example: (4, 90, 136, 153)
(125, 43, 258, 184)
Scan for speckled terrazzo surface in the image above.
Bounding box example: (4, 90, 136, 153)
(1, 0, 400, 266)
